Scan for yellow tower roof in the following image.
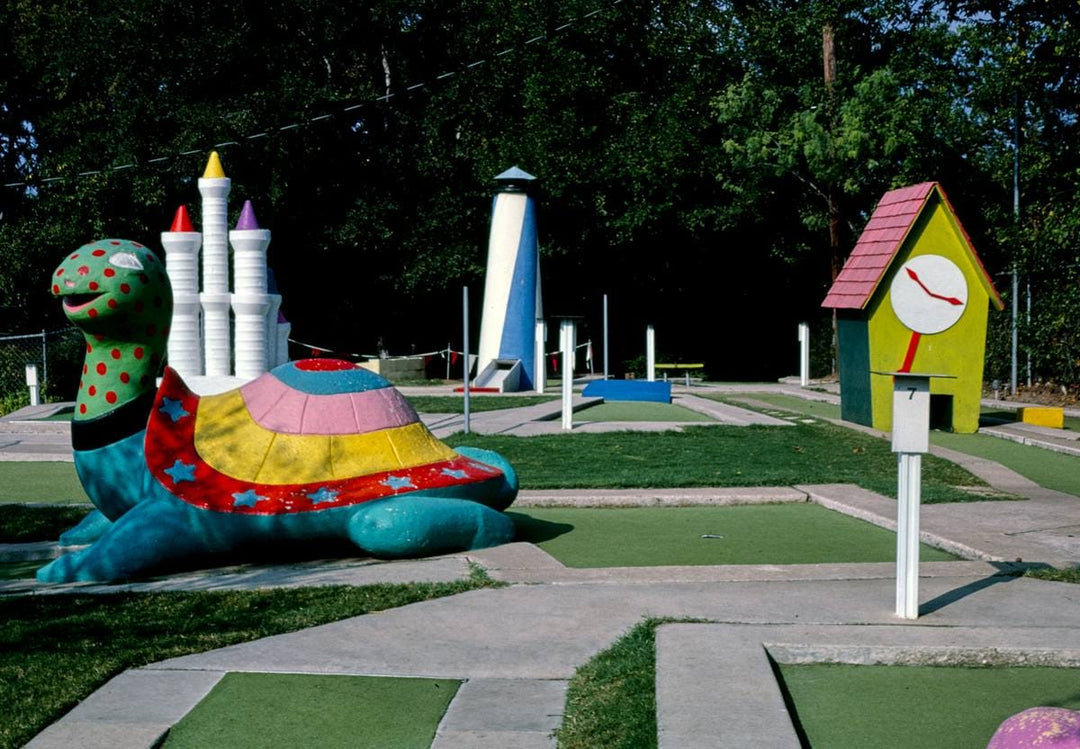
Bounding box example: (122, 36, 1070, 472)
(202, 151, 227, 179)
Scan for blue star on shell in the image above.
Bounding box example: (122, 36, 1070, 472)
(381, 475, 416, 490)
(441, 468, 468, 479)
(163, 459, 196, 484)
(307, 487, 340, 505)
(231, 490, 268, 508)
(159, 397, 190, 423)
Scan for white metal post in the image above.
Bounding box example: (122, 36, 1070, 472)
(603, 294, 609, 380)
(463, 286, 471, 434)
(25, 364, 39, 407)
(646, 325, 656, 382)
(896, 452, 922, 619)
(561, 319, 574, 431)
(798, 322, 810, 387)
(535, 320, 546, 394)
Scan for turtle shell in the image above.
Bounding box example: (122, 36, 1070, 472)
(145, 359, 502, 514)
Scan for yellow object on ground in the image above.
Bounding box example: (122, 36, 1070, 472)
(1019, 407, 1065, 429)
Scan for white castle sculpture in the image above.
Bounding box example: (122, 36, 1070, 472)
(160, 151, 291, 393)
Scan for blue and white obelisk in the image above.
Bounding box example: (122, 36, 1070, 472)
(476, 167, 542, 392)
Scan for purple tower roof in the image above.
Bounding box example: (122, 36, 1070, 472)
(235, 200, 261, 230)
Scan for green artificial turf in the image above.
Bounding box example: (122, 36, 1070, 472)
(0, 463, 89, 504)
(448, 423, 995, 502)
(779, 663, 1080, 749)
(711, 392, 842, 421)
(162, 673, 459, 749)
(510, 505, 958, 567)
(575, 402, 714, 422)
(930, 431, 1080, 498)
(0, 576, 493, 749)
(405, 395, 556, 413)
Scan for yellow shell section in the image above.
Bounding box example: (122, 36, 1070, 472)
(193, 389, 458, 485)
(865, 196, 991, 434)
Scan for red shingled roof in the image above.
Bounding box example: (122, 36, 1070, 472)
(822, 183, 935, 309)
(821, 182, 1003, 311)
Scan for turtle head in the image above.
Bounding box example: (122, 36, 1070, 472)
(52, 239, 172, 340)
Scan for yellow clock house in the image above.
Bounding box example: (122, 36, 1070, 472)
(822, 182, 1004, 434)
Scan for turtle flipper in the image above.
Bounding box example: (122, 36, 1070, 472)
(347, 496, 515, 558)
(36, 498, 220, 583)
(58, 509, 113, 546)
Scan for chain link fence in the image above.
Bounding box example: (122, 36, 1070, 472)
(0, 328, 84, 414)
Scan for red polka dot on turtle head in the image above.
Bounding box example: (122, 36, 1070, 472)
(134, 347, 144, 359)
(94, 334, 104, 341)
(88, 308, 98, 317)
(77, 266, 90, 275)
(104, 268, 115, 277)
(111, 348, 121, 359)
(86, 343, 92, 353)
(92, 249, 106, 257)
(139, 273, 149, 284)
(56, 268, 64, 276)
(88, 282, 99, 291)
(146, 324, 156, 336)
(107, 299, 118, 309)
(70, 254, 79, 260)
(96, 362, 106, 375)
(120, 283, 131, 294)
(109, 241, 120, 245)
(105, 391, 117, 404)
(83, 364, 88, 374)
(88, 385, 97, 396)
(120, 372, 130, 383)
(79, 404, 86, 414)
(135, 301, 144, 312)
(52, 285, 59, 294)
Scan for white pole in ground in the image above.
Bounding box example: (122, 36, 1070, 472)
(25, 364, 39, 407)
(603, 294, 609, 380)
(798, 322, 810, 387)
(646, 325, 656, 382)
(463, 286, 471, 434)
(535, 320, 546, 393)
(561, 319, 574, 430)
(896, 452, 922, 619)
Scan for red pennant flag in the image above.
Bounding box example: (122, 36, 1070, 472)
(451, 351, 459, 365)
(552, 355, 558, 372)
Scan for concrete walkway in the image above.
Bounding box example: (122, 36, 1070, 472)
(7, 387, 1080, 748)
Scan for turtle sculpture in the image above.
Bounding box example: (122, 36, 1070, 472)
(38, 238, 517, 583)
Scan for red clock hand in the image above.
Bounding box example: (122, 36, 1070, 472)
(906, 268, 963, 305)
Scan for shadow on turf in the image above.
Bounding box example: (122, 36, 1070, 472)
(507, 512, 574, 543)
(919, 562, 1049, 616)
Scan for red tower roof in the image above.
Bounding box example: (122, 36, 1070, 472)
(169, 205, 196, 233)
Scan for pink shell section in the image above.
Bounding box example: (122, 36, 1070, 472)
(240, 374, 420, 435)
(987, 707, 1080, 749)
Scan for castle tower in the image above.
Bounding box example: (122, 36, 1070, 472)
(229, 200, 272, 379)
(476, 166, 542, 391)
(199, 151, 232, 377)
(160, 205, 203, 378)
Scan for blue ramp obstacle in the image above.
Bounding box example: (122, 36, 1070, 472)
(582, 380, 672, 403)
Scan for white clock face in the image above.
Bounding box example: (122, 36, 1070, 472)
(889, 254, 969, 335)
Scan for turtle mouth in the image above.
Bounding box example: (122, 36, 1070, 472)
(63, 292, 104, 313)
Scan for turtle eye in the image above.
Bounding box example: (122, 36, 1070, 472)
(108, 252, 144, 271)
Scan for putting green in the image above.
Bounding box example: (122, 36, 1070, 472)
(780, 663, 1080, 749)
(509, 505, 958, 567)
(576, 402, 715, 422)
(0, 463, 89, 504)
(161, 672, 459, 749)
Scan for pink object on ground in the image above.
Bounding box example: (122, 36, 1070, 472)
(987, 707, 1080, 748)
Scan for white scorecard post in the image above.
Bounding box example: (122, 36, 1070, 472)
(559, 318, 577, 430)
(798, 323, 810, 387)
(646, 325, 656, 382)
(878, 371, 952, 619)
(25, 363, 39, 407)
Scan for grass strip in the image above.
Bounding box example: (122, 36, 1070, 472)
(162, 673, 459, 749)
(1024, 566, 1080, 584)
(555, 618, 674, 749)
(0, 574, 493, 749)
(511, 505, 957, 567)
(930, 431, 1080, 498)
(0, 463, 90, 505)
(405, 395, 556, 413)
(575, 402, 714, 422)
(779, 663, 1080, 749)
(0, 504, 90, 542)
(448, 423, 993, 502)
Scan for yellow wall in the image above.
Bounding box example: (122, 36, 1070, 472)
(865, 197, 992, 433)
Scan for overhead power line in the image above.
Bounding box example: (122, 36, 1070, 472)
(2, 0, 624, 191)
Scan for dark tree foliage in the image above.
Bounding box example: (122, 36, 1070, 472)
(0, 0, 1076, 386)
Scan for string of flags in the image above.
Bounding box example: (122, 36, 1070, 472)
(289, 337, 593, 372)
